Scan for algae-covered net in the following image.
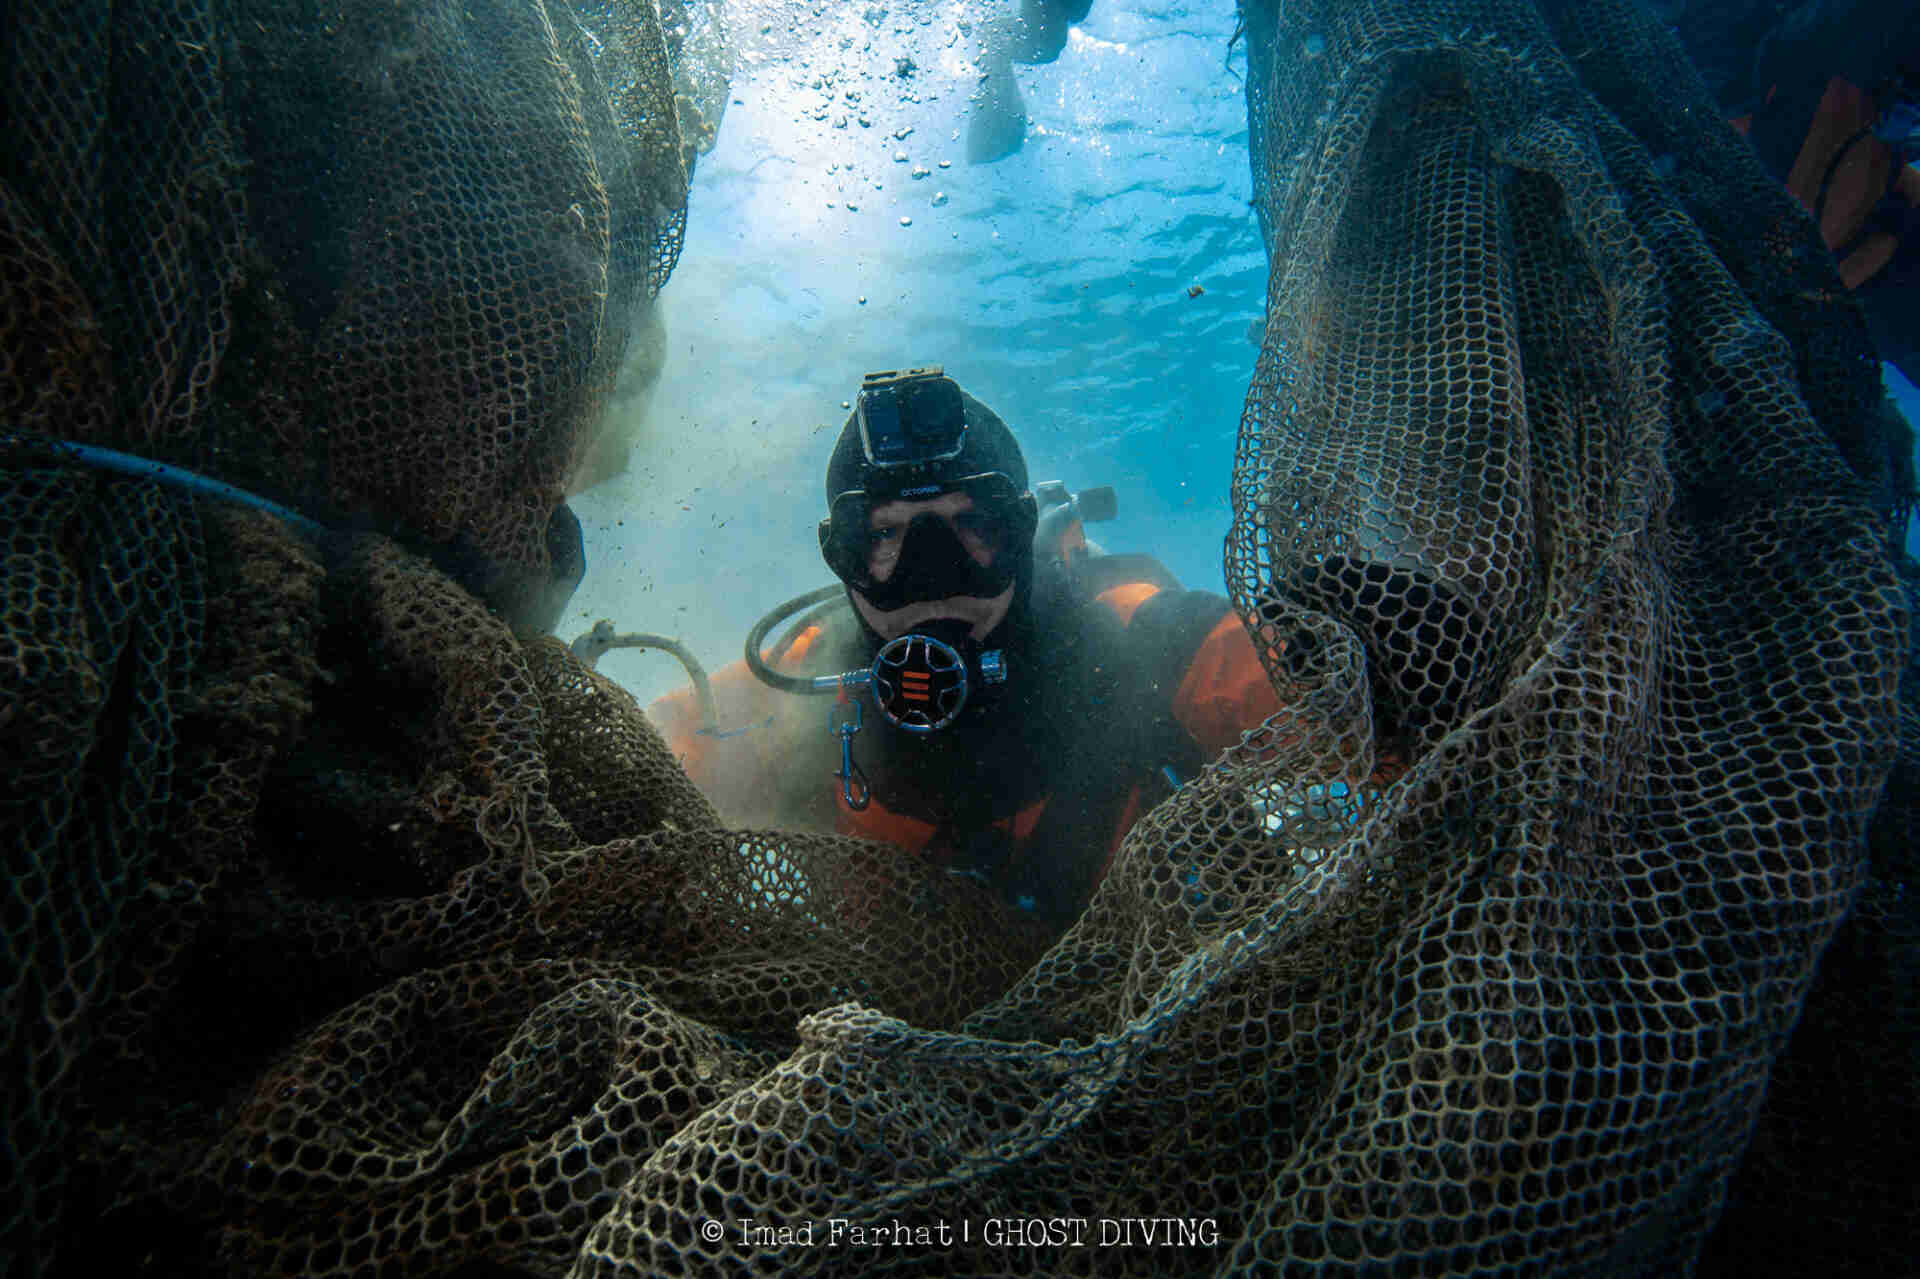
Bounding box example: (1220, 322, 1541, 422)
(2, 0, 1915, 1276)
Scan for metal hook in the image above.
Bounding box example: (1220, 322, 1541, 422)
(829, 696, 870, 811)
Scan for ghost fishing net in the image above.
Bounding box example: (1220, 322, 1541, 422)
(3, 1, 1915, 1278)
(2, 0, 711, 1272)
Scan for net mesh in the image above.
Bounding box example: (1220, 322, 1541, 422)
(4, 0, 1916, 1276)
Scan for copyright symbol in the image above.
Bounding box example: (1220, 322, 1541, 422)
(700, 1220, 724, 1244)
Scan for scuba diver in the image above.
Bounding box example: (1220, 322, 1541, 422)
(645, 367, 1281, 926)
(967, 0, 1096, 164)
(1716, 9, 1920, 384)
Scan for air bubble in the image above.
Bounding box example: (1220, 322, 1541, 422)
(899, 216, 913, 227)
(893, 150, 909, 162)
(931, 191, 949, 207)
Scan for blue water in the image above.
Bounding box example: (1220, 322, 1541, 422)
(1894, 365, 1920, 561)
(569, 2, 1260, 702)
(565, 2, 1920, 706)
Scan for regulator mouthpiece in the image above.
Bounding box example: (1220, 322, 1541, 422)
(872, 632, 966, 732)
(815, 630, 1008, 733)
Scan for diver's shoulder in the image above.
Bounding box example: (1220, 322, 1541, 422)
(1036, 552, 1182, 618)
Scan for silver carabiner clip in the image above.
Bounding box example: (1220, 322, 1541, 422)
(828, 696, 871, 811)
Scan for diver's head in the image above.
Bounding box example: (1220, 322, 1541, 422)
(819, 367, 1038, 648)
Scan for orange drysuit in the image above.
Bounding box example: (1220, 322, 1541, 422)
(649, 557, 1282, 923)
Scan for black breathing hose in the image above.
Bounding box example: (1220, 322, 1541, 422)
(744, 583, 848, 694)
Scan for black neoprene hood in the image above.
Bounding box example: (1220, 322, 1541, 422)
(824, 383, 1030, 507)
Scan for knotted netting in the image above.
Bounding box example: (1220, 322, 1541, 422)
(3, 0, 1915, 1276)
